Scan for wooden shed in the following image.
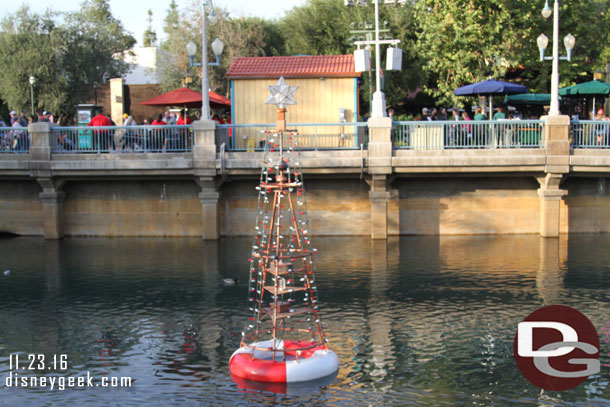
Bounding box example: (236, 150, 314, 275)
(226, 55, 361, 125)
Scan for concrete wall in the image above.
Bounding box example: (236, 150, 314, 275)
(561, 177, 610, 233)
(220, 178, 371, 236)
(0, 181, 43, 235)
(3, 119, 610, 239)
(395, 177, 541, 235)
(2, 176, 610, 237)
(62, 181, 202, 237)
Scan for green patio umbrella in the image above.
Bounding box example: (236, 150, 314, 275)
(559, 80, 610, 117)
(504, 93, 560, 105)
(559, 80, 610, 96)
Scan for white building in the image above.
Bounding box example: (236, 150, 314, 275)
(122, 47, 162, 85)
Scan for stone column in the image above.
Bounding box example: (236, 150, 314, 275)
(29, 122, 66, 239)
(542, 115, 570, 174)
(366, 117, 394, 239)
(37, 178, 65, 240)
(367, 175, 391, 239)
(197, 177, 221, 240)
(29, 122, 53, 165)
(538, 115, 570, 237)
(538, 174, 566, 238)
(193, 119, 220, 240)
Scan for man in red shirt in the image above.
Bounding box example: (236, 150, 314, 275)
(175, 109, 191, 150)
(176, 109, 191, 125)
(150, 114, 166, 151)
(87, 111, 113, 152)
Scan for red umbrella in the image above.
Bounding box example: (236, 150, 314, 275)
(140, 87, 231, 108)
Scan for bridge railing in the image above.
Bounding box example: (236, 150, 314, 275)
(571, 120, 610, 149)
(0, 127, 30, 153)
(392, 120, 544, 150)
(216, 122, 368, 151)
(51, 125, 193, 153)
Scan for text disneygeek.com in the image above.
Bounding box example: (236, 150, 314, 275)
(5, 372, 132, 391)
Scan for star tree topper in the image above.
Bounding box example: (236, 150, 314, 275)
(265, 77, 299, 109)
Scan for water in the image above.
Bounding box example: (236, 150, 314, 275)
(0, 235, 608, 406)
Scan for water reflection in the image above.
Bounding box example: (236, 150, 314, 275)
(0, 235, 608, 406)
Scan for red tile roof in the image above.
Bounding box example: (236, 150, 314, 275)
(226, 55, 360, 79)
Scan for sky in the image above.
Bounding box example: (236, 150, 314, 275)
(1, 0, 307, 46)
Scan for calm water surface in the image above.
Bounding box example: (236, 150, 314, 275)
(0, 235, 609, 406)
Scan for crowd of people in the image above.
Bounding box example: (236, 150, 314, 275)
(388, 105, 539, 148)
(81, 109, 197, 152)
(392, 106, 511, 122)
(0, 110, 38, 151)
(0, 107, 235, 153)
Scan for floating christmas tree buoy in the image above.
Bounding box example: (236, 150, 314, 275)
(229, 77, 338, 384)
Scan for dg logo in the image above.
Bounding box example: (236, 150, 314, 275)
(513, 305, 600, 391)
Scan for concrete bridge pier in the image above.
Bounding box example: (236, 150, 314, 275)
(366, 117, 398, 239)
(196, 177, 221, 240)
(366, 175, 399, 239)
(537, 173, 567, 238)
(193, 120, 221, 240)
(537, 115, 570, 238)
(37, 178, 65, 240)
(29, 122, 66, 239)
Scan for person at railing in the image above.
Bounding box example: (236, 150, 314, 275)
(8, 110, 17, 125)
(122, 114, 137, 151)
(0, 115, 8, 151)
(10, 113, 26, 152)
(447, 108, 460, 147)
(461, 111, 472, 146)
(176, 109, 191, 125)
(474, 107, 487, 121)
(493, 106, 507, 148)
(87, 110, 113, 152)
(595, 108, 609, 146)
(150, 114, 167, 151)
(473, 107, 487, 147)
(162, 111, 177, 125)
(493, 106, 506, 120)
(421, 107, 430, 121)
(18, 110, 28, 127)
(176, 109, 192, 150)
(436, 108, 447, 121)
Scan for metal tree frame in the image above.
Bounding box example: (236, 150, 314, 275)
(240, 125, 329, 361)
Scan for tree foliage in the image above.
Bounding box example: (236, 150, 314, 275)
(143, 10, 157, 47)
(157, 0, 198, 93)
(415, 0, 610, 107)
(158, 0, 285, 95)
(280, 0, 425, 113)
(0, 0, 135, 123)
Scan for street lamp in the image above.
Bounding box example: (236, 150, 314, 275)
(346, 0, 403, 118)
(185, 0, 224, 121)
(28, 76, 35, 116)
(537, 0, 575, 116)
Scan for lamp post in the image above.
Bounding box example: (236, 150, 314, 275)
(537, 0, 575, 116)
(28, 76, 35, 116)
(349, 21, 390, 115)
(346, 0, 403, 118)
(186, 0, 224, 121)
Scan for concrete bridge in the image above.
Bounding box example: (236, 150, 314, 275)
(1, 117, 609, 239)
